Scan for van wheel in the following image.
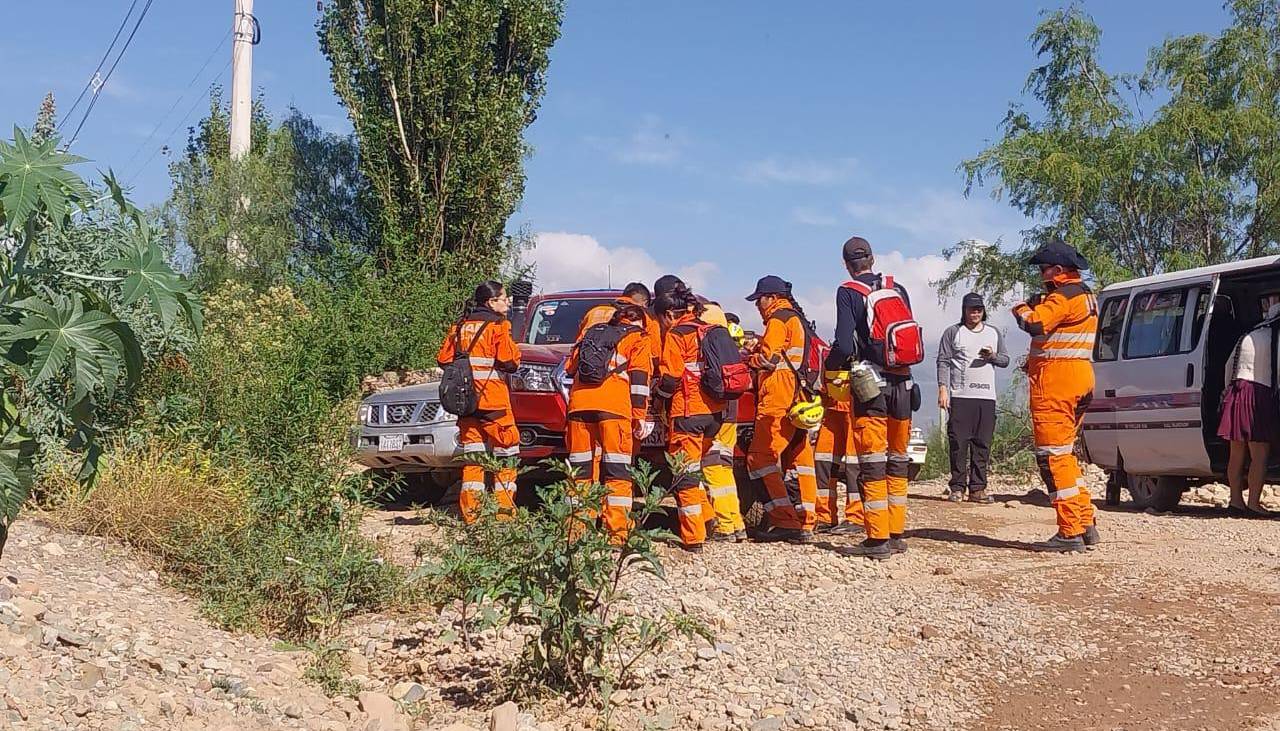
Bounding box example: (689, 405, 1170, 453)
(1126, 474, 1185, 512)
(908, 463, 921, 481)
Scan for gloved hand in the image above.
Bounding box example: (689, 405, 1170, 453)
(633, 420, 655, 440)
(1026, 293, 1045, 308)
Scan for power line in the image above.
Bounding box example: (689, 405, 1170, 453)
(60, 0, 142, 129)
(120, 28, 231, 174)
(65, 0, 158, 149)
(127, 58, 232, 186)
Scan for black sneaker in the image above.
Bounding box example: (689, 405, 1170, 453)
(814, 523, 838, 534)
(1034, 533, 1086, 553)
(710, 531, 737, 542)
(1082, 525, 1100, 548)
(888, 537, 908, 554)
(681, 542, 705, 554)
(846, 539, 893, 561)
(947, 491, 965, 503)
(967, 490, 994, 504)
(734, 530, 748, 542)
(827, 522, 863, 536)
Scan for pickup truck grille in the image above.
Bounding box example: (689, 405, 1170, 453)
(368, 401, 444, 425)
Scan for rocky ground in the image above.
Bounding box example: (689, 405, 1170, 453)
(3, 470, 1279, 731)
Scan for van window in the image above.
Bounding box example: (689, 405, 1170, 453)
(1094, 295, 1128, 361)
(1124, 288, 1198, 359)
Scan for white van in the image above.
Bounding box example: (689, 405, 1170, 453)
(1080, 254, 1280, 511)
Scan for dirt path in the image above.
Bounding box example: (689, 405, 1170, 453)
(2, 469, 1278, 731)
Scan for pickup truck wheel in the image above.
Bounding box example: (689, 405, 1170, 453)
(1126, 474, 1186, 512)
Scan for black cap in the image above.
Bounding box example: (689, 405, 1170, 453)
(653, 274, 684, 298)
(842, 236, 873, 263)
(962, 292, 985, 310)
(746, 275, 792, 302)
(1028, 241, 1089, 270)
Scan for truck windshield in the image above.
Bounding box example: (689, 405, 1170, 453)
(525, 298, 613, 344)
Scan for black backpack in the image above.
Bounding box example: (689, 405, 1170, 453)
(439, 320, 491, 417)
(695, 323, 752, 400)
(769, 309, 823, 395)
(573, 323, 635, 385)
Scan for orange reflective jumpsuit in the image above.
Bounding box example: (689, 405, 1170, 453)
(564, 322, 652, 543)
(655, 312, 722, 547)
(579, 299, 663, 364)
(746, 302, 817, 532)
(815, 396, 864, 528)
(1012, 273, 1098, 538)
(436, 308, 521, 524)
(697, 303, 745, 537)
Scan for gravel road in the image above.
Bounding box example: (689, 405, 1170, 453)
(2, 469, 1278, 731)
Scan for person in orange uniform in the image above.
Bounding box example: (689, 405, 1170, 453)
(698, 300, 748, 541)
(814, 387, 864, 534)
(744, 275, 819, 544)
(564, 303, 653, 543)
(435, 281, 522, 524)
(1011, 241, 1100, 553)
(578, 282, 663, 362)
(827, 237, 915, 561)
(652, 282, 719, 552)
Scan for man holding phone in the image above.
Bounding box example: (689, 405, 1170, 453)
(936, 293, 1009, 503)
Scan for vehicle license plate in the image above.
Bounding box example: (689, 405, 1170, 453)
(378, 434, 406, 452)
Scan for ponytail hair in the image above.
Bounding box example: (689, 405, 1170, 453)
(653, 282, 703, 317)
(783, 290, 813, 335)
(464, 280, 505, 317)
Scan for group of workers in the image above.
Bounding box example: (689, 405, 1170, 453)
(437, 234, 1104, 559)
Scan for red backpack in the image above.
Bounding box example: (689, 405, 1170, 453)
(842, 275, 925, 368)
(692, 323, 752, 400)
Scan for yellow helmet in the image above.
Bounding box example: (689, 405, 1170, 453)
(824, 369, 851, 403)
(728, 321, 746, 346)
(787, 394, 825, 430)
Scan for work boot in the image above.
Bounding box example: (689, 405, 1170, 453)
(1034, 533, 1086, 553)
(888, 537, 908, 554)
(847, 539, 893, 561)
(827, 522, 863, 536)
(734, 530, 749, 542)
(755, 527, 808, 544)
(710, 531, 737, 543)
(947, 491, 964, 503)
(814, 522, 837, 534)
(1082, 524, 1100, 548)
(681, 542, 704, 554)
(967, 490, 994, 504)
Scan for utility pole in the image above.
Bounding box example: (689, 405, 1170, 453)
(230, 0, 255, 160)
(228, 0, 258, 264)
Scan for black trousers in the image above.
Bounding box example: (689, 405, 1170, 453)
(947, 397, 996, 494)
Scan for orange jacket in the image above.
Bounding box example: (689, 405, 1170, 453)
(1012, 272, 1099, 370)
(565, 324, 652, 421)
(655, 312, 725, 418)
(578, 299, 662, 360)
(436, 308, 521, 414)
(748, 300, 806, 415)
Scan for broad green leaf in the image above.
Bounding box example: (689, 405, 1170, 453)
(0, 295, 137, 401)
(105, 236, 201, 334)
(0, 421, 35, 524)
(0, 127, 90, 232)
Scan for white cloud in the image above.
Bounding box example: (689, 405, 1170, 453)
(527, 232, 717, 295)
(742, 156, 858, 185)
(845, 188, 1025, 249)
(791, 205, 839, 227)
(588, 115, 689, 166)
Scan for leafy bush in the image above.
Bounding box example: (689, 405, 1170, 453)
(416, 460, 710, 701)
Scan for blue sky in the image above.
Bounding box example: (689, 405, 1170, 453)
(0, 1, 1234, 422)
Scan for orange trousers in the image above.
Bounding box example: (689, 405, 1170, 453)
(852, 378, 912, 540)
(566, 417, 634, 543)
(815, 409, 864, 527)
(1029, 360, 1095, 538)
(746, 414, 817, 531)
(457, 416, 519, 524)
(668, 414, 720, 546)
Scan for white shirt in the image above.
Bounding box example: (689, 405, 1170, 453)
(1227, 323, 1276, 386)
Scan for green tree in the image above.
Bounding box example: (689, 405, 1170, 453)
(943, 2, 1280, 303)
(318, 0, 563, 270)
(163, 89, 298, 290)
(0, 128, 199, 556)
(282, 108, 376, 258)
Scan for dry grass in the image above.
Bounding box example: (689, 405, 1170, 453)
(41, 443, 251, 560)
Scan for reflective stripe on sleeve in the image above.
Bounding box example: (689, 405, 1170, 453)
(795, 465, 816, 477)
(606, 496, 633, 507)
(602, 452, 632, 464)
(814, 452, 834, 463)
(679, 504, 703, 516)
(461, 481, 486, 493)
(493, 445, 520, 457)
(631, 384, 650, 396)
(1050, 487, 1080, 502)
(568, 451, 594, 462)
(1034, 444, 1075, 456)
(858, 452, 887, 464)
(461, 443, 487, 454)
(863, 499, 889, 511)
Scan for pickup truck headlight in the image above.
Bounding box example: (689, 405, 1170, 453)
(357, 403, 373, 424)
(510, 363, 558, 392)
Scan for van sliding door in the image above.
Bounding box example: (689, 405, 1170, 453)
(1112, 281, 1214, 477)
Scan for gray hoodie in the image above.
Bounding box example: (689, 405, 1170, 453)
(936, 321, 1009, 401)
